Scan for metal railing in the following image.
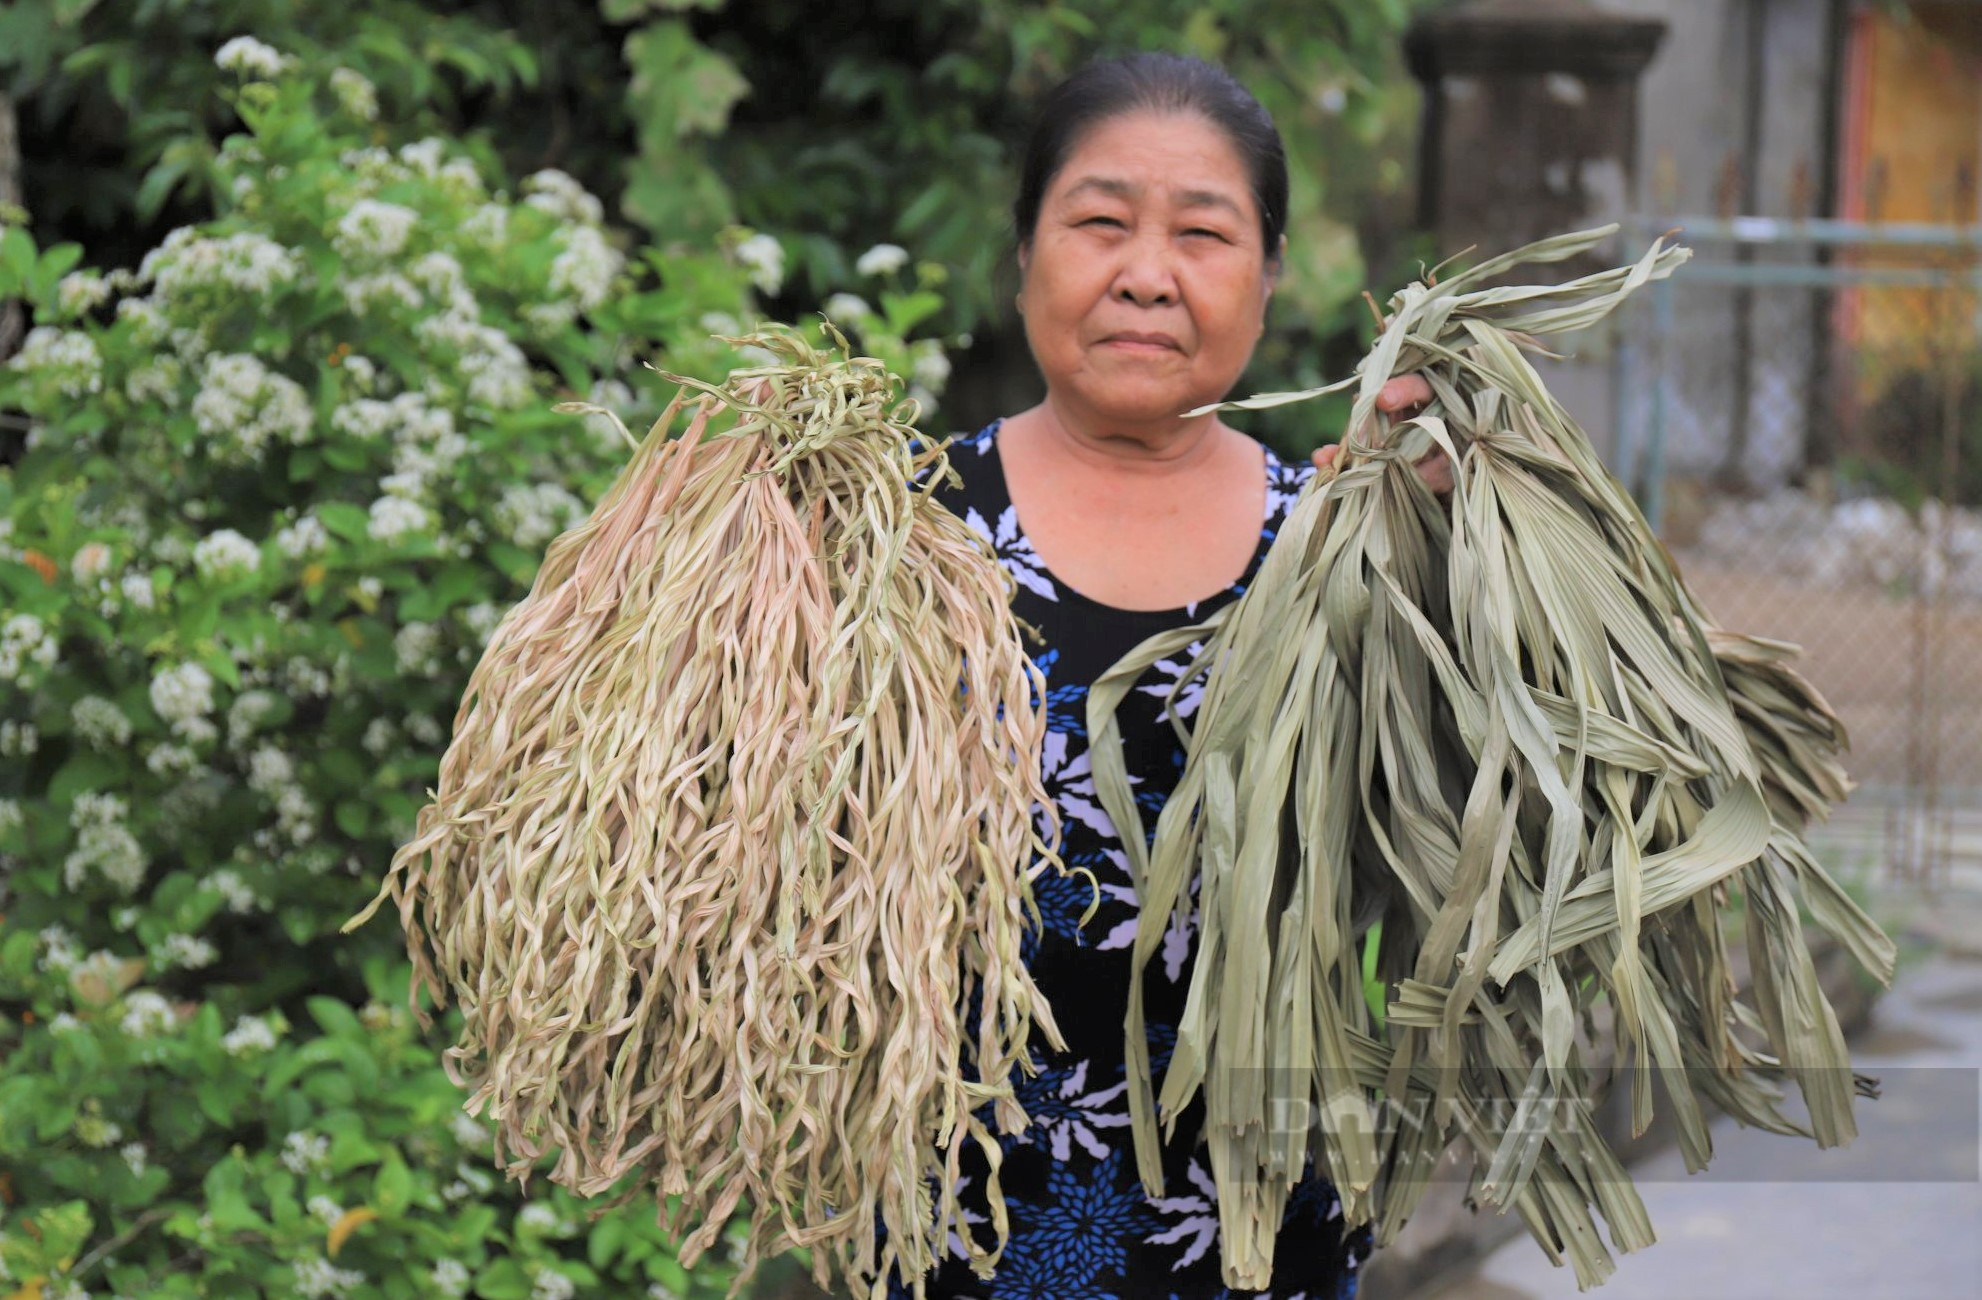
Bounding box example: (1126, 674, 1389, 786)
(1616, 216, 1982, 886)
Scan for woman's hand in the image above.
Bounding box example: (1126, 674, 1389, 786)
(1312, 374, 1452, 497)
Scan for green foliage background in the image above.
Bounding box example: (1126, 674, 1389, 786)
(0, 2, 1431, 1295)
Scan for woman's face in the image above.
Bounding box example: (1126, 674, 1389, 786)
(1019, 110, 1276, 431)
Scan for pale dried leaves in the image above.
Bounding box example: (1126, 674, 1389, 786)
(346, 327, 1064, 1298)
(1088, 227, 1898, 1291)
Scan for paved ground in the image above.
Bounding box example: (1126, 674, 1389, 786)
(1414, 893, 1982, 1300)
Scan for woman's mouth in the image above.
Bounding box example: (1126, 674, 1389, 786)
(1099, 332, 1181, 353)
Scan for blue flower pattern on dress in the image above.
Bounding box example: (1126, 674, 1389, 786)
(883, 423, 1367, 1299)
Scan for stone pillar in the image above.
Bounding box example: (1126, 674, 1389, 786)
(1400, 0, 1667, 468)
(1406, 0, 1667, 279)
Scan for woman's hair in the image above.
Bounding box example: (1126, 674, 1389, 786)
(1013, 52, 1289, 259)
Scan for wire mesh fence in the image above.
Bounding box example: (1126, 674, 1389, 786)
(1615, 217, 1982, 886)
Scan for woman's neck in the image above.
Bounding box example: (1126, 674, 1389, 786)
(1003, 396, 1231, 479)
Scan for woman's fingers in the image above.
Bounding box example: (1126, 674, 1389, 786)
(1414, 448, 1454, 496)
(1377, 374, 1435, 413)
(1321, 374, 1449, 492)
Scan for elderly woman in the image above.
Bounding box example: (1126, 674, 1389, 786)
(896, 52, 1442, 1300)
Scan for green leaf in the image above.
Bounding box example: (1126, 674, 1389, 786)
(334, 799, 373, 837)
(474, 1259, 533, 1300)
(372, 1148, 414, 1216)
(318, 502, 371, 543)
(623, 20, 749, 140)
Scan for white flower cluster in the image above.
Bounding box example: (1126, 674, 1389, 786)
(823, 292, 871, 322)
(222, 1013, 280, 1056)
(72, 696, 134, 750)
(0, 799, 22, 837)
(191, 354, 313, 462)
(9, 326, 104, 397)
(493, 483, 585, 549)
(246, 745, 294, 795)
(441, 1159, 495, 1201)
(276, 514, 330, 559)
(530, 1269, 576, 1300)
(0, 613, 59, 682)
(341, 271, 422, 317)
(116, 295, 169, 345)
(404, 713, 444, 747)
(340, 353, 378, 390)
(393, 621, 443, 675)
(522, 169, 604, 226)
(461, 203, 509, 248)
(333, 199, 418, 261)
(141, 228, 300, 300)
(332, 391, 446, 443)
(410, 252, 474, 314)
(293, 1255, 365, 1299)
(64, 793, 147, 894)
(549, 226, 623, 312)
(411, 309, 533, 409)
(153, 933, 218, 971)
(517, 1204, 564, 1235)
(329, 67, 378, 121)
(855, 242, 909, 277)
(398, 138, 447, 178)
(361, 717, 397, 756)
(461, 601, 504, 645)
(73, 541, 113, 582)
(430, 1259, 472, 1298)
(120, 990, 177, 1038)
(240, 743, 317, 845)
(122, 1142, 149, 1177)
(75, 1107, 124, 1148)
(38, 924, 81, 974)
(193, 528, 262, 579)
(144, 742, 197, 777)
(56, 271, 112, 318)
(207, 868, 262, 914)
(911, 338, 952, 392)
(732, 232, 784, 296)
(0, 720, 40, 757)
(281, 1130, 332, 1176)
(367, 496, 430, 544)
(227, 689, 280, 746)
(149, 662, 216, 741)
(124, 357, 182, 408)
(214, 36, 293, 80)
(448, 1112, 489, 1149)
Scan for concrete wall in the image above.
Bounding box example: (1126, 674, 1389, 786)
(1583, 0, 1835, 489)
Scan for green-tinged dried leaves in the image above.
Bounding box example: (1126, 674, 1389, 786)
(1092, 227, 1898, 1291)
(346, 326, 1069, 1299)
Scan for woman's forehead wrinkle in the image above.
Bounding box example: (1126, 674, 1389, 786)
(1059, 175, 1246, 215)
(1176, 188, 1245, 216)
(1061, 176, 1140, 203)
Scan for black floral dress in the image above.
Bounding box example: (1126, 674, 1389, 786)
(885, 420, 1372, 1300)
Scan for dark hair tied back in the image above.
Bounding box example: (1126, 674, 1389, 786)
(1014, 52, 1289, 260)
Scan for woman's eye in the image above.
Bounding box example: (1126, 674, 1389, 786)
(1080, 215, 1125, 229)
(1183, 227, 1229, 242)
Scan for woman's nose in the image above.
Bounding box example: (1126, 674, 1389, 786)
(1112, 235, 1179, 306)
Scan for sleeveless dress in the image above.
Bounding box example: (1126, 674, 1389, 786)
(885, 420, 1373, 1300)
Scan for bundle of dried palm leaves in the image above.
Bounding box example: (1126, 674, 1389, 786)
(1088, 227, 1896, 1291)
(347, 326, 1070, 1298)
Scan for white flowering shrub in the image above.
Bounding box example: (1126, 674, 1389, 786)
(0, 60, 885, 1300)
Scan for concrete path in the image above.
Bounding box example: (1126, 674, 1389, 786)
(1415, 941, 1982, 1300)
